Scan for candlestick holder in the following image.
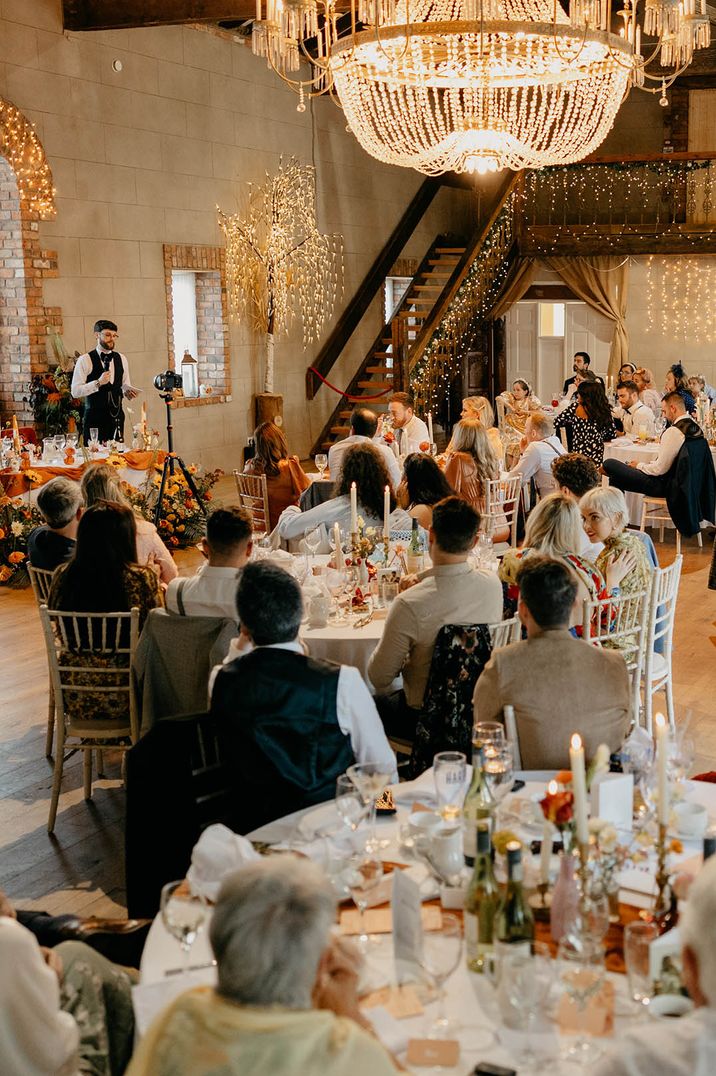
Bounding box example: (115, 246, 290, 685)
(653, 821, 671, 920)
(577, 840, 591, 916)
(382, 536, 390, 565)
(351, 530, 358, 558)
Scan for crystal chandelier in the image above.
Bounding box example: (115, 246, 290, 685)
(252, 0, 710, 175)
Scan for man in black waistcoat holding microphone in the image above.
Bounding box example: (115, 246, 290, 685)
(71, 319, 140, 443)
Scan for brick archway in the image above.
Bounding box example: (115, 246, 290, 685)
(0, 99, 61, 423)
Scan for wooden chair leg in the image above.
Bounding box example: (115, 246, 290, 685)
(83, 749, 93, 801)
(96, 749, 105, 777)
(45, 682, 55, 759)
(47, 740, 64, 834)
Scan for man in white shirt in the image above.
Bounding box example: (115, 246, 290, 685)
(211, 562, 396, 830)
(612, 379, 656, 438)
(593, 854, 716, 1076)
(551, 452, 604, 561)
(328, 406, 401, 487)
(166, 506, 252, 619)
(508, 412, 564, 497)
(70, 319, 139, 443)
(603, 392, 697, 497)
(368, 496, 503, 738)
(387, 391, 430, 453)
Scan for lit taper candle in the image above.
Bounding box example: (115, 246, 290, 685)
(383, 484, 390, 538)
(655, 713, 670, 827)
(569, 733, 589, 846)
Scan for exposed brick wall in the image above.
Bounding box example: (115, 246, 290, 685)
(0, 154, 61, 424)
(163, 244, 229, 409)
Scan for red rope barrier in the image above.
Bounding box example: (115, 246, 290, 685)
(308, 367, 394, 402)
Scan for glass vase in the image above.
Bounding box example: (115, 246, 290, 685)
(550, 852, 579, 943)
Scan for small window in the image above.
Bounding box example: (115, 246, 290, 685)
(171, 270, 199, 360)
(539, 302, 565, 338)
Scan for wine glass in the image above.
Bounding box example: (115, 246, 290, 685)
(89, 427, 99, 448)
(346, 761, 394, 852)
(304, 526, 323, 572)
(473, 722, 506, 751)
(433, 751, 467, 822)
(314, 453, 328, 479)
(346, 853, 383, 951)
(483, 744, 514, 825)
(420, 913, 463, 1038)
(557, 936, 606, 1065)
(502, 942, 554, 1067)
(160, 880, 207, 974)
(336, 774, 370, 832)
(654, 415, 666, 439)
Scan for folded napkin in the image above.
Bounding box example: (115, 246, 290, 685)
(262, 547, 295, 571)
(187, 823, 261, 901)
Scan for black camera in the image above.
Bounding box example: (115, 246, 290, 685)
(153, 370, 183, 393)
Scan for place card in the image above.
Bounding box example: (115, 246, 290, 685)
(590, 772, 634, 831)
(361, 983, 424, 1018)
(556, 979, 615, 1037)
(406, 1038, 460, 1067)
(410, 801, 435, 814)
(339, 904, 442, 936)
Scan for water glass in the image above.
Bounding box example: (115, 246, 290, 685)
(420, 913, 463, 1037)
(473, 721, 506, 751)
(160, 880, 207, 973)
(624, 921, 658, 1005)
(433, 751, 467, 822)
(346, 853, 383, 951)
(502, 942, 554, 1064)
(89, 427, 99, 446)
(558, 937, 606, 1065)
(483, 744, 514, 816)
(335, 774, 369, 832)
(314, 453, 328, 478)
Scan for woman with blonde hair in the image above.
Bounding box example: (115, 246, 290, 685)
(80, 463, 178, 584)
(458, 395, 502, 460)
(443, 418, 509, 542)
(245, 421, 310, 529)
(580, 486, 650, 604)
(633, 367, 662, 419)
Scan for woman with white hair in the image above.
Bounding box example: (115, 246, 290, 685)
(126, 858, 400, 1076)
(580, 486, 651, 606)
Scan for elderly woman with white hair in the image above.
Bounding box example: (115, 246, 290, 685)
(126, 858, 400, 1076)
(592, 854, 716, 1076)
(580, 486, 651, 606)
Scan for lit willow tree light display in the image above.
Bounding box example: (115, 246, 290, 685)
(218, 159, 343, 395)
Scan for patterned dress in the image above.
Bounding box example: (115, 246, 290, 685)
(595, 530, 652, 650)
(554, 400, 617, 464)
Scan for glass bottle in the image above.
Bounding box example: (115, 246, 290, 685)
(495, 841, 534, 955)
(462, 744, 494, 867)
(465, 822, 499, 973)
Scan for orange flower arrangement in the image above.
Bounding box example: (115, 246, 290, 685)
(0, 500, 44, 586)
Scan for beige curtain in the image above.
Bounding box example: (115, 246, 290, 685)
(545, 256, 629, 378)
(490, 257, 538, 320)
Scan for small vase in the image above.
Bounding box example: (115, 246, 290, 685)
(550, 852, 579, 943)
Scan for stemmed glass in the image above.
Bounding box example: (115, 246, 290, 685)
(346, 853, 383, 952)
(314, 453, 328, 479)
(557, 936, 606, 1065)
(304, 526, 322, 572)
(335, 774, 370, 833)
(483, 743, 514, 826)
(473, 722, 506, 751)
(502, 942, 554, 1068)
(420, 913, 463, 1038)
(433, 751, 467, 822)
(346, 761, 394, 852)
(89, 427, 100, 449)
(654, 415, 667, 439)
(160, 880, 207, 974)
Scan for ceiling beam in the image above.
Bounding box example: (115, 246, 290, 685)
(63, 1, 257, 31)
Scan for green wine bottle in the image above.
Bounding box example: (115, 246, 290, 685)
(462, 745, 495, 867)
(494, 841, 534, 955)
(408, 516, 421, 555)
(465, 822, 499, 973)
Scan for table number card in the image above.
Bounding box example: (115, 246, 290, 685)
(590, 772, 634, 831)
(392, 869, 424, 984)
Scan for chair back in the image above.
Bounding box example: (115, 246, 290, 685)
(489, 616, 521, 651)
(495, 396, 507, 433)
(641, 555, 682, 733)
(410, 623, 494, 776)
(485, 474, 521, 549)
(233, 470, 270, 533)
(581, 589, 649, 724)
(28, 564, 54, 605)
(39, 605, 140, 741)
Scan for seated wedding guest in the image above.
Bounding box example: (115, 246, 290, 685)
(665, 362, 696, 414)
(456, 395, 502, 460)
(499, 492, 606, 629)
(127, 858, 400, 1076)
(551, 452, 604, 561)
(617, 361, 637, 382)
(580, 486, 651, 607)
(80, 463, 178, 585)
(612, 380, 656, 438)
(245, 421, 310, 530)
(498, 379, 542, 437)
(396, 452, 454, 529)
(689, 372, 716, 405)
(602, 391, 699, 497)
(211, 562, 396, 831)
(633, 366, 663, 418)
(328, 406, 401, 488)
(443, 417, 499, 515)
(474, 556, 630, 769)
(593, 854, 716, 1076)
(27, 476, 82, 571)
(508, 412, 564, 497)
(166, 506, 252, 619)
(0, 912, 135, 1076)
(368, 496, 502, 738)
(387, 390, 429, 451)
(563, 351, 594, 393)
(49, 501, 162, 633)
(554, 379, 617, 464)
(277, 443, 408, 548)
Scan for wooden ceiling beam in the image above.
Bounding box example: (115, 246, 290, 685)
(62, 0, 257, 31)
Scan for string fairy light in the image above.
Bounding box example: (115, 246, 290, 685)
(0, 98, 56, 219)
(646, 254, 716, 345)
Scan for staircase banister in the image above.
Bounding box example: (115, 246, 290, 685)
(407, 172, 520, 376)
(306, 176, 442, 399)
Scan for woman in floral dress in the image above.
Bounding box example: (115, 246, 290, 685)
(555, 380, 617, 465)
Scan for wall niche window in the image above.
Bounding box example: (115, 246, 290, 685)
(163, 245, 230, 408)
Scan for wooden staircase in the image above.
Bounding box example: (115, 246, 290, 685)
(311, 237, 466, 454)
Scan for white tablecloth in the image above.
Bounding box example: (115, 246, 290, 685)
(301, 614, 386, 683)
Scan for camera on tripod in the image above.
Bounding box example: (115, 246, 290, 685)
(153, 370, 183, 393)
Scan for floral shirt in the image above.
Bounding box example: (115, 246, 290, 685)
(554, 400, 617, 464)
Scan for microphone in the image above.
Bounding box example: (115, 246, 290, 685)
(102, 356, 111, 373)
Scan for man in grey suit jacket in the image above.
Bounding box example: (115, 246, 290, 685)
(474, 556, 631, 770)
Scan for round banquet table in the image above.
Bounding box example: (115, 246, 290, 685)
(0, 448, 166, 502)
(603, 436, 716, 528)
(301, 611, 386, 684)
(137, 770, 716, 1072)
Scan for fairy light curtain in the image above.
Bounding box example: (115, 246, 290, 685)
(646, 256, 716, 345)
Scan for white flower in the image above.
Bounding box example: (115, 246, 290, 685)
(589, 817, 607, 835)
(593, 743, 610, 774)
(11, 521, 23, 537)
(599, 825, 618, 852)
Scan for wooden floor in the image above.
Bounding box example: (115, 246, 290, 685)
(1, 525, 714, 918)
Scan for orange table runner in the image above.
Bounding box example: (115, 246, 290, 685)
(0, 451, 167, 499)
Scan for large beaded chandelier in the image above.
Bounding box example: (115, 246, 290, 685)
(252, 0, 710, 175)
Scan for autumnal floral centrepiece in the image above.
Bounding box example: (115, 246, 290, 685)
(0, 499, 44, 586)
(121, 462, 223, 549)
(24, 366, 81, 436)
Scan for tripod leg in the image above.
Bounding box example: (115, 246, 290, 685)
(175, 457, 209, 517)
(153, 456, 172, 529)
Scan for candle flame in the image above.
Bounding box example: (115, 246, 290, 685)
(570, 733, 582, 750)
(547, 780, 558, 794)
(655, 712, 666, 730)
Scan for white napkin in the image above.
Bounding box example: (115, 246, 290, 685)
(186, 824, 261, 901)
(262, 548, 295, 571)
